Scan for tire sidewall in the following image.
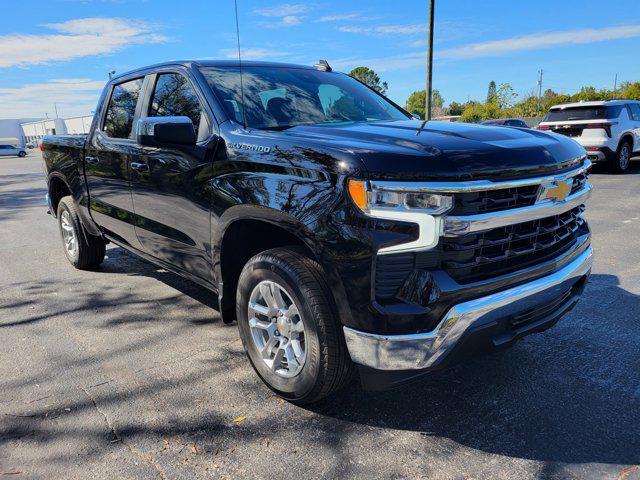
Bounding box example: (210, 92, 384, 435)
(57, 200, 81, 265)
(617, 142, 631, 172)
(18, 151, 26, 157)
(237, 257, 322, 400)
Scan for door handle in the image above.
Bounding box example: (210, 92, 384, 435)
(85, 156, 99, 165)
(130, 162, 149, 172)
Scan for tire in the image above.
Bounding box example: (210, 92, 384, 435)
(18, 151, 26, 157)
(610, 140, 631, 173)
(57, 196, 106, 270)
(236, 247, 353, 404)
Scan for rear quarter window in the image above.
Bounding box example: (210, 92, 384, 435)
(544, 105, 623, 122)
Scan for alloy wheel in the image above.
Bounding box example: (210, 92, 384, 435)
(619, 144, 630, 170)
(60, 210, 78, 258)
(248, 280, 306, 378)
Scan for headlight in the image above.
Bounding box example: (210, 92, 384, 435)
(348, 180, 453, 215)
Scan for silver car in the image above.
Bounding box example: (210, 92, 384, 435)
(0, 144, 27, 157)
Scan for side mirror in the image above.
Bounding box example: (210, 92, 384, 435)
(412, 113, 422, 120)
(136, 116, 196, 147)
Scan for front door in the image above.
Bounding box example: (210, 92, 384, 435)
(628, 104, 640, 152)
(129, 72, 216, 282)
(85, 77, 145, 248)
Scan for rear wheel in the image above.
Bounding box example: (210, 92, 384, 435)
(57, 196, 106, 269)
(236, 247, 353, 404)
(610, 140, 631, 173)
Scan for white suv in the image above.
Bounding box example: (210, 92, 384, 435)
(538, 100, 640, 172)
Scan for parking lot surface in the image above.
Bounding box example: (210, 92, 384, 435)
(1, 152, 639, 480)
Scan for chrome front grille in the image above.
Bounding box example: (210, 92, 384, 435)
(440, 206, 587, 283)
(450, 185, 539, 215)
(373, 159, 592, 300)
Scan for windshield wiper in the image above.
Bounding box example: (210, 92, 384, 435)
(259, 125, 298, 131)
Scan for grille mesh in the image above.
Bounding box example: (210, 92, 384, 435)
(440, 206, 586, 284)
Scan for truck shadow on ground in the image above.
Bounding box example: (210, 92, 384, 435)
(84, 244, 640, 467)
(63, 244, 640, 467)
(1, 261, 638, 475)
(100, 245, 220, 315)
(306, 273, 640, 466)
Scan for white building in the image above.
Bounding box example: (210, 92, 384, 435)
(0, 118, 42, 146)
(63, 115, 94, 135)
(21, 115, 94, 144)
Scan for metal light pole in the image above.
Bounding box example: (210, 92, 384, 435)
(425, 0, 435, 121)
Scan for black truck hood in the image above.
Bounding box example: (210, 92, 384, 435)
(279, 120, 586, 181)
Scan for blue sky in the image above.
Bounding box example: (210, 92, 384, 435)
(1, 0, 639, 119)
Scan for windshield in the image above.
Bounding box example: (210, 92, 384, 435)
(543, 105, 622, 122)
(200, 66, 409, 130)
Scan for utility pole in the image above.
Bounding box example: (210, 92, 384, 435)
(54, 103, 59, 118)
(613, 73, 618, 98)
(425, 0, 435, 121)
(537, 69, 544, 116)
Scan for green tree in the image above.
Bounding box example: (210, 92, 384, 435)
(448, 101, 463, 116)
(487, 81, 497, 103)
(496, 83, 517, 108)
(460, 102, 501, 123)
(405, 89, 445, 118)
(349, 67, 388, 95)
(406, 90, 426, 118)
(432, 89, 444, 109)
(622, 82, 640, 100)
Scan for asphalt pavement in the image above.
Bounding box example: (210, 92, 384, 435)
(1, 151, 639, 480)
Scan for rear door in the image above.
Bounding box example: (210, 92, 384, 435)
(627, 104, 640, 152)
(85, 76, 145, 248)
(128, 70, 217, 282)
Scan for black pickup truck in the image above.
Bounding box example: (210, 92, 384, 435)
(42, 60, 593, 403)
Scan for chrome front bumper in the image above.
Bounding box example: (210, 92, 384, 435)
(344, 246, 593, 371)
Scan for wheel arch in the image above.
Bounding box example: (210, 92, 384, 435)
(214, 208, 350, 327)
(618, 133, 634, 151)
(47, 174, 73, 218)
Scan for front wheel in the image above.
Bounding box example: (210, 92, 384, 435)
(18, 151, 26, 157)
(610, 141, 631, 173)
(236, 247, 353, 404)
(57, 196, 106, 269)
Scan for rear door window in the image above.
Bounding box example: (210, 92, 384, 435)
(103, 78, 144, 139)
(628, 104, 640, 121)
(148, 73, 207, 139)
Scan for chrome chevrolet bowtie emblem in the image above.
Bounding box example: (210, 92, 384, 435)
(537, 178, 573, 204)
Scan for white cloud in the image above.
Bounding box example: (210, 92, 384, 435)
(333, 24, 640, 74)
(439, 25, 640, 59)
(253, 3, 308, 28)
(0, 17, 166, 68)
(281, 16, 302, 26)
(253, 4, 309, 17)
(332, 52, 425, 73)
(316, 13, 361, 23)
(338, 24, 424, 35)
(219, 48, 290, 60)
(0, 78, 105, 119)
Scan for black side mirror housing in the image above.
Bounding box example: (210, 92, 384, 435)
(136, 116, 196, 147)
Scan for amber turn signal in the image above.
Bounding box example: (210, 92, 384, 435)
(348, 180, 368, 211)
